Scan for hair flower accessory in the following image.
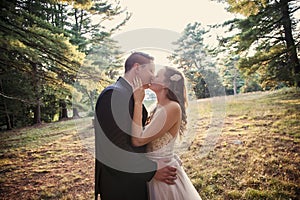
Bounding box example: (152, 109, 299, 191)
(170, 74, 182, 81)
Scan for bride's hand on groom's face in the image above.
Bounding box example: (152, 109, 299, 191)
(154, 160, 177, 185)
(133, 77, 145, 103)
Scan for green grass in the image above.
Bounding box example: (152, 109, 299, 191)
(0, 88, 299, 199)
(181, 88, 300, 200)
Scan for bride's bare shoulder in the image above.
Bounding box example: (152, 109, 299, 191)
(165, 101, 181, 114)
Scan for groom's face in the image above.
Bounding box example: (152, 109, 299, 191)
(137, 61, 155, 88)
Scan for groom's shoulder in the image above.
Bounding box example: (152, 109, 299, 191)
(99, 83, 125, 99)
(102, 85, 116, 93)
(103, 83, 123, 94)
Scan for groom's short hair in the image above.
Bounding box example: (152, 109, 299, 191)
(124, 52, 154, 73)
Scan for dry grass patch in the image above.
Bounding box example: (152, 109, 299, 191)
(0, 88, 299, 199)
(181, 88, 300, 200)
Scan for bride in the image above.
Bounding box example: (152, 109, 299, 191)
(132, 66, 202, 200)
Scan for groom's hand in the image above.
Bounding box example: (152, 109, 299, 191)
(154, 161, 177, 185)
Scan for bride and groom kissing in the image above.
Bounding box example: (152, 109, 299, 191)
(94, 52, 202, 200)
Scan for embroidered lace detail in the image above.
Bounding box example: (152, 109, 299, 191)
(146, 132, 174, 152)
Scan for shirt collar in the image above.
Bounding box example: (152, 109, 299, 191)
(122, 76, 133, 88)
(117, 76, 133, 93)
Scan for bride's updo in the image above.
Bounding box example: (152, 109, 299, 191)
(163, 66, 188, 136)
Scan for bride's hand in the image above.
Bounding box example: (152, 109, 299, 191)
(133, 77, 145, 104)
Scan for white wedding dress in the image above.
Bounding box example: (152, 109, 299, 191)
(146, 132, 202, 200)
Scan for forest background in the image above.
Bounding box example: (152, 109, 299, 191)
(0, 0, 300, 199)
(0, 0, 299, 129)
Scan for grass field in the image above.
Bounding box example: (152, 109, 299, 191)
(0, 88, 299, 199)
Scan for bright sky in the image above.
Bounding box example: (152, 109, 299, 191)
(106, 0, 236, 66)
(107, 0, 299, 67)
(115, 0, 234, 32)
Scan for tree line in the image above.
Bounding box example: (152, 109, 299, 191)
(1, 0, 299, 130)
(171, 0, 299, 98)
(0, 0, 129, 130)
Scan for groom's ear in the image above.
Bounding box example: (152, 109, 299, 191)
(133, 63, 141, 73)
(133, 63, 139, 69)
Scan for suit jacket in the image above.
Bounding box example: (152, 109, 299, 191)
(94, 77, 157, 200)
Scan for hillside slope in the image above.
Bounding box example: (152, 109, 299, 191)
(181, 88, 300, 199)
(0, 88, 299, 199)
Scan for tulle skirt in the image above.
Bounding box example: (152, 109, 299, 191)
(147, 156, 202, 200)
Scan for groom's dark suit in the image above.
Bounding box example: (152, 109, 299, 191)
(95, 77, 157, 200)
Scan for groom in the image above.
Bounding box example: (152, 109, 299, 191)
(95, 52, 177, 200)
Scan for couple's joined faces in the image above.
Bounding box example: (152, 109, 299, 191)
(137, 61, 155, 87)
(150, 68, 167, 91)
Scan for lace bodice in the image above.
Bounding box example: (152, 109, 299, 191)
(146, 132, 174, 152)
(146, 132, 177, 161)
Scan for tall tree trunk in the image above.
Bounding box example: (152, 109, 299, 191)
(32, 63, 42, 124)
(72, 107, 80, 118)
(59, 99, 68, 120)
(5, 115, 13, 130)
(0, 80, 12, 130)
(233, 74, 237, 95)
(33, 99, 42, 124)
(280, 0, 300, 87)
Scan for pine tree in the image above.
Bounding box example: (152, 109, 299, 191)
(0, 0, 128, 128)
(215, 0, 300, 88)
(170, 22, 224, 98)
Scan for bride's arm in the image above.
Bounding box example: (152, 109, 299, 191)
(132, 101, 180, 147)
